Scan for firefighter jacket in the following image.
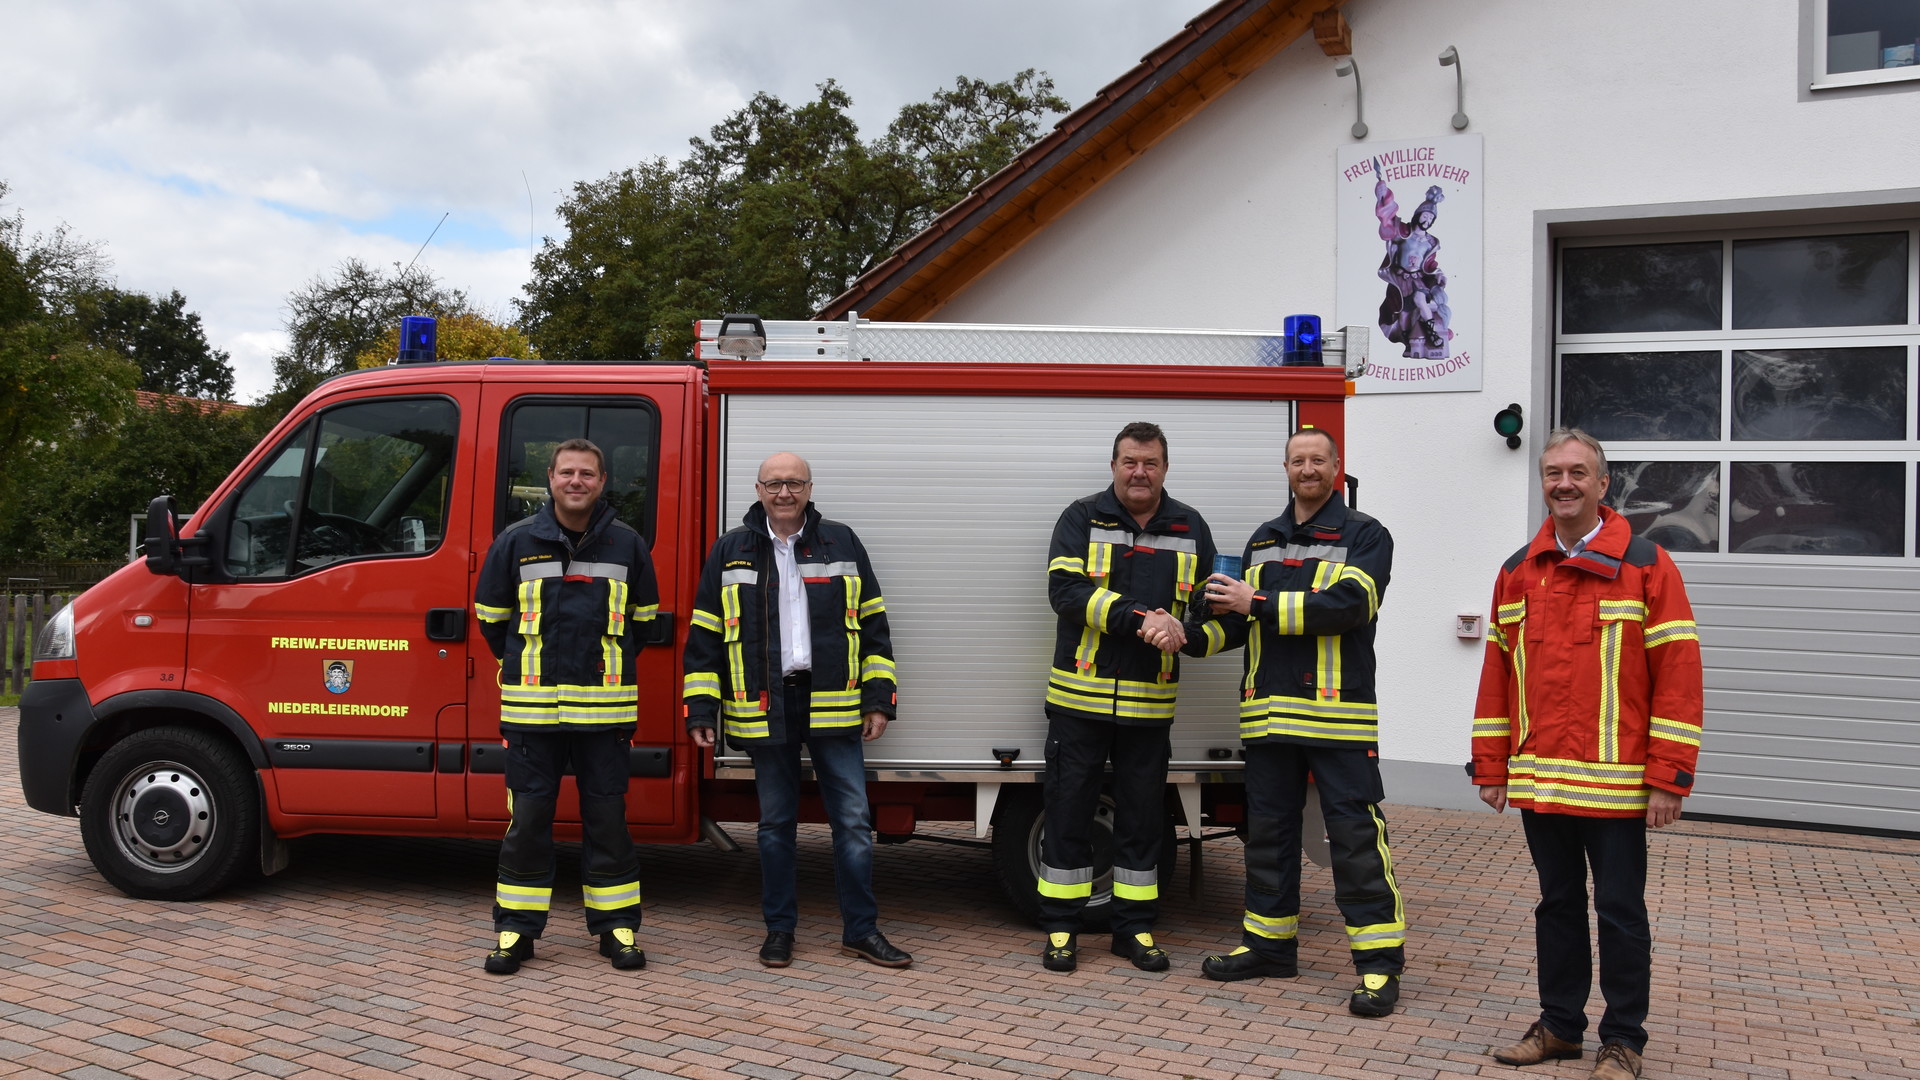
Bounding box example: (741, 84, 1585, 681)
(1217, 493, 1391, 747)
(474, 498, 661, 731)
(683, 501, 897, 747)
(1470, 507, 1704, 817)
(1045, 486, 1225, 727)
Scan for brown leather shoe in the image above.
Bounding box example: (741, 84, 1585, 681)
(1588, 1042, 1641, 1080)
(1491, 1021, 1583, 1065)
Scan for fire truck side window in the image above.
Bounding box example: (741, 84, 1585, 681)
(498, 400, 657, 541)
(224, 397, 460, 578)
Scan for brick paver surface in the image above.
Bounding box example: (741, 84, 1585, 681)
(3, 705, 1915, 1079)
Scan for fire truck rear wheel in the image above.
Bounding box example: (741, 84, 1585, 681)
(990, 785, 1179, 932)
(79, 727, 260, 901)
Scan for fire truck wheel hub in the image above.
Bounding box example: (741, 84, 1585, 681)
(110, 761, 215, 869)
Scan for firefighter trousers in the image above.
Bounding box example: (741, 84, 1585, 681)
(1239, 741, 1406, 975)
(1037, 713, 1171, 936)
(492, 727, 643, 938)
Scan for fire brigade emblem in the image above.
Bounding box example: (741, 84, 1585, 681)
(322, 659, 354, 694)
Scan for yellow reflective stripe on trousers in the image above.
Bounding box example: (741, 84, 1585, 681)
(583, 882, 641, 910)
(1346, 921, 1407, 950)
(1112, 866, 1157, 901)
(1037, 861, 1093, 899)
(1243, 911, 1299, 939)
(496, 883, 552, 911)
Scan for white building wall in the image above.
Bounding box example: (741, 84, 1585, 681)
(935, 0, 1920, 810)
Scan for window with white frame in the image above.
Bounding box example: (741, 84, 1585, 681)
(1814, 0, 1920, 89)
(1555, 223, 1918, 558)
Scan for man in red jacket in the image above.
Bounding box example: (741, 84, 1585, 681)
(1470, 428, 1703, 1080)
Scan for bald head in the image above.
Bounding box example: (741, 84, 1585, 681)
(756, 452, 813, 535)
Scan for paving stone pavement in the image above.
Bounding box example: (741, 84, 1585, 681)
(3, 705, 1917, 1080)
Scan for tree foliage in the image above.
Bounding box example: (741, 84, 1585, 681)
(79, 287, 236, 400)
(519, 70, 1068, 364)
(0, 394, 257, 560)
(265, 257, 469, 411)
(0, 183, 140, 527)
(352, 309, 537, 369)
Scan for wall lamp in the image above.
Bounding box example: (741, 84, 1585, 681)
(1333, 58, 1368, 139)
(1438, 46, 1469, 130)
(1494, 403, 1524, 449)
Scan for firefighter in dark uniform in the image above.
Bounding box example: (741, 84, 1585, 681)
(473, 438, 660, 974)
(1039, 421, 1225, 973)
(1198, 426, 1408, 1017)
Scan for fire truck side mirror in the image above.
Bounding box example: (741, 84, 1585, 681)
(143, 495, 181, 575)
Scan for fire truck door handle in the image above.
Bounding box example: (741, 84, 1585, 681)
(426, 608, 467, 641)
(643, 611, 675, 646)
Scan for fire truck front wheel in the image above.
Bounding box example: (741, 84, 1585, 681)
(79, 727, 260, 901)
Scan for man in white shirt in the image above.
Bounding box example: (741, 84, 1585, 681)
(684, 453, 908, 969)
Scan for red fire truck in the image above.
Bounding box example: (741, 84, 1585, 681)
(19, 314, 1362, 925)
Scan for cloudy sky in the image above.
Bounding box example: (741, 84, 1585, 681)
(3, 0, 1204, 401)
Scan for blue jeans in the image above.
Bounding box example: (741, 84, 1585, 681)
(744, 686, 878, 940)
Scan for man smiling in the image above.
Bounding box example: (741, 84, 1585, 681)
(1037, 422, 1223, 974)
(1198, 426, 1407, 1018)
(1473, 428, 1703, 1080)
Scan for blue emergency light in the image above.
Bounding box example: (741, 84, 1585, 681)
(1281, 314, 1322, 366)
(397, 315, 437, 363)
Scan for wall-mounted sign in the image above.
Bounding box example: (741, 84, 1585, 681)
(1337, 134, 1483, 393)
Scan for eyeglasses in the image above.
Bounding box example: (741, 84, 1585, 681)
(758, 479, 811, 493)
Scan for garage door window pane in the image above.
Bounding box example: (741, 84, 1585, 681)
(1731, 233, 1909, 329)
(1730, 461, 1905, 555)
(1561, 242, 1722, 334)
(1732, 347, 1908, 440)
(1607, 461, 1720, 552)
(1560, 351, 1720, 440)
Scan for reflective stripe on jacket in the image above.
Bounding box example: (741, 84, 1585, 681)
(474, 499, 661, 731)
(1470, 506, 1704, 817)
(682, 501, 896, 746)
(1046, 486, 1224, 727)
(1217, 494, 1390, 747)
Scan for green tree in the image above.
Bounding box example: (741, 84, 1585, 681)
(518, 70, 1067, 364)
(0, 182, 140, 525)
(352, 309, 538, 368)
(79, 287, 236, 400)
(264, 257, 469, 412)
(0, 394, 255, 561)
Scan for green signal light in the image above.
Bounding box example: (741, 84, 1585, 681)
(1493, 403, 1524, 448)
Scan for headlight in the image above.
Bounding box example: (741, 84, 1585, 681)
(35, 603, 76, 661)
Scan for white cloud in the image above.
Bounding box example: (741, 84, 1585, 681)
(2, 0, 1199, 402)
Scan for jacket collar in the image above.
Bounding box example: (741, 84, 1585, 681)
(743, 500, 821, 545)
(1280, 492, 1350, 536)
(1095, 484, 1191, 535)
(529, 497, 614, 547)
(1527, 505, 1632, 579)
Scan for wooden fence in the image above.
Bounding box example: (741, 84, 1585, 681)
(4, 592, 77, 695)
